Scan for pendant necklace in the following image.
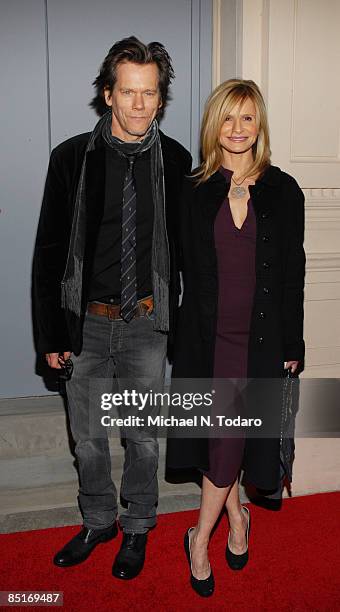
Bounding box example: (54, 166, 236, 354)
(230, 175, 248, 199)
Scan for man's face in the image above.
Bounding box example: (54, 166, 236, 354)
(104, 61, 162, 142)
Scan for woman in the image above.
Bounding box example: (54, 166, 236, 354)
(166, 79, 305, 597)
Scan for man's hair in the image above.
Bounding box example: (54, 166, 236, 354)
(90, 36, 174, 117)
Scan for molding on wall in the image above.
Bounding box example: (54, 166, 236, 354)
(238, 0, 269, 88)
(190, 0, 201, 159)
(189, 0, 213, 164)
(304, 191, 340, 232)
(235, 0, 243, 77)
(212, 0, 221, 88)
(290, 0, 340, 164)
(306, 253, 340, 272)
(212, 0, 239, 86)
(303, 189, 340, 203)
(305, 346, 340, 368)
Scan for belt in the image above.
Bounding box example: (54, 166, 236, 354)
(87, 296, 153, 321)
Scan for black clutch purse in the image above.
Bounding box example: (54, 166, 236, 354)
(280, 367, 299, 482)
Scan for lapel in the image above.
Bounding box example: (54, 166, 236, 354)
(249, 165, 282, 217)
(85, 147, 106, 231)
(197, 171, 228, 241)
(82, 146, 106, 278)
(160, 132, 181, 202)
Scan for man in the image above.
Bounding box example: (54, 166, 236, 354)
(33, 36, 191, 579)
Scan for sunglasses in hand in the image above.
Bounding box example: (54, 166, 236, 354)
(58, 358, 74, 382)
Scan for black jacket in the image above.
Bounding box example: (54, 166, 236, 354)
(33, 131, 192, 356)
(166, 165, 305, 488)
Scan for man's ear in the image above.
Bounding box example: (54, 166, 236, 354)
(104, 87, 113, 107)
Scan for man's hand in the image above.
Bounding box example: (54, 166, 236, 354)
(46, 352, 71, 369)
(284, 360, 299, 374)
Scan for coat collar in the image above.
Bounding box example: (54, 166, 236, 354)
(159, 131, 179, 166)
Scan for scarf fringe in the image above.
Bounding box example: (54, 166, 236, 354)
(153, 272, 169, 331)
(61, 255, 82, 317)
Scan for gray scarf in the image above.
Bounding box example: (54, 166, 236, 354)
(61, 111, 169, 331)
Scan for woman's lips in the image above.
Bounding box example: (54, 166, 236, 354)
(228, 137, 248, 141)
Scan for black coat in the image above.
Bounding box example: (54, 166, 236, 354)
(166, 165, 305, 489)
(33, 131, 192, 356)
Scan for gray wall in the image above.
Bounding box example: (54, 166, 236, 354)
(220, 0, 240, 80)
(0, 0, 212, 398)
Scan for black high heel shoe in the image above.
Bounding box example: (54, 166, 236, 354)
(184, 528, 215, 597)
(226, 506, 251, 570)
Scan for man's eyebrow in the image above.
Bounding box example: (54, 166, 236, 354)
(119, 87, 158, 92)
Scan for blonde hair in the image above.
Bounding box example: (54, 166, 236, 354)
(195, 79, 271, 183)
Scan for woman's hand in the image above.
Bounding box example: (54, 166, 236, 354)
(284, 360, 299, 374)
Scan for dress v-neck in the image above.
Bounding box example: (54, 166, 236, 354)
(218, 165, 250, 231)
(227, 197, 250, 231)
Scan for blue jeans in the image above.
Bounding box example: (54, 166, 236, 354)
(66, 308, 167, 533)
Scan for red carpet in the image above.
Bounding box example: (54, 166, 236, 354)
(1, 492, 340, 611)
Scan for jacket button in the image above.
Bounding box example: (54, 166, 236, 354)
(257, 336, 264, 344)
(263, 287, 270, 294)
(259, 311, 266, 319)
(263, 261, 270, 269)
(261, 211, 269, 219)
(262, 235, 270, 242)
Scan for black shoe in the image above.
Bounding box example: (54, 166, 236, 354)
(53, 522, 118, 567)
(184, 528, 214, 597)
(112, 532, 147, 580)
(226, 506, 250, 570)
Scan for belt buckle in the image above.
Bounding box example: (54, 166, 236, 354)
(107, 304, 118, 321)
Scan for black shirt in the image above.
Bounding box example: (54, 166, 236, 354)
(88, 144, 154, 303)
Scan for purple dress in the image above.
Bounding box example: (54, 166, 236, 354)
(202, 167, 257, 487)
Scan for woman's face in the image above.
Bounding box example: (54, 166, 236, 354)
(219, 97, 259, 155)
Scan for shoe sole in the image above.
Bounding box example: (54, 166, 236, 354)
(112, 566, 144, 580)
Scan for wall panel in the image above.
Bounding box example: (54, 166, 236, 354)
(0, 0, 213, 397)
(0, 1, 50, 397)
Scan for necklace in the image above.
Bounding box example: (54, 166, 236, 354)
(230, 175, 247, 199)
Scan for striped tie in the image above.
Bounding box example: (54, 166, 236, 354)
(120, 156, 137, 322)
